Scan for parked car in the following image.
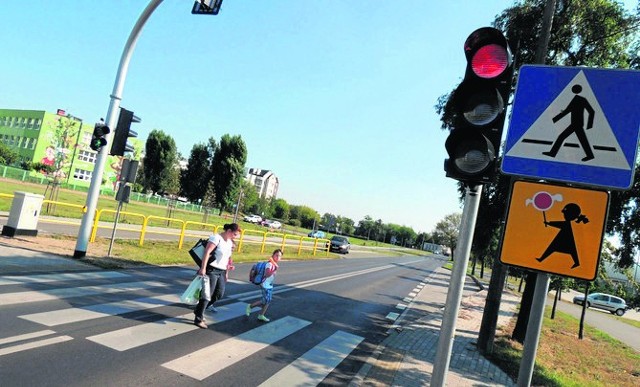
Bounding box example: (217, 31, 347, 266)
(308, 230, 326, 238)
(329, 235, 350, 254)
(572, 292, 628, 316)
(243, 214, 262, 223)
(263, 220, 282, 229)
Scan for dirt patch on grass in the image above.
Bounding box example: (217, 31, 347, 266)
(0, 234, 148, 269)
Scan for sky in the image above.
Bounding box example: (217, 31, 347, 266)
(1, 1, 636, 234)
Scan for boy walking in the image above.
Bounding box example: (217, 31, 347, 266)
(246, 249, 283, 322)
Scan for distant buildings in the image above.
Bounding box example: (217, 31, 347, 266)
(0, 108, 142, 189)
(245, 168, 279, 199)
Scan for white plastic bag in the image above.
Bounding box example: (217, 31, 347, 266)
(180, 276, 203, 305)
(201, 275, 211, 301)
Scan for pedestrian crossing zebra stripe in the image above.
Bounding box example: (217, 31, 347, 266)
(258, 330, 364, 387)
(86, 302, 249, 351)
(0, 280, 169, 306)
(19, 294, 181, 326)
(0, 335, 73, 357)
(162, 316, 312, 381)
(0, 271, 130, 286)
(0, 330, 58, 346)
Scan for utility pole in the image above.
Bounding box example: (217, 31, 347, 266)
(74, 0, 164, 258)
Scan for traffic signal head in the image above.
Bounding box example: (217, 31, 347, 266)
(110, 108, 140, 156)
(90, 122, 110, 152)
(444, 27, 513, 184)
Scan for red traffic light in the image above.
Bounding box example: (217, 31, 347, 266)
(464, 27, 512, 79)
(444, 27, 513, 184)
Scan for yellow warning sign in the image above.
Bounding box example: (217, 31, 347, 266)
(499, 181, 609, 281)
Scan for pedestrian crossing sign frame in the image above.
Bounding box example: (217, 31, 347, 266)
(501, 65, 640, 190)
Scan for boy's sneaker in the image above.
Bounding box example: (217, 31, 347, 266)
(206, 305, 218, 312)
(245, 304, 252, 316)
(257, 314, 270, 322)
(194, 320, 208, 329)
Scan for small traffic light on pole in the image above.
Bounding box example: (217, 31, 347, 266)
(191, 0, 223, 15)
(444, 27, 514, 184)
(110, 108, 140, 156)
(90, 120, 110, 151)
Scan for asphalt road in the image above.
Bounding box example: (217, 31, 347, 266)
(0, 252, 447, 385)
(549, 292, 640, 352)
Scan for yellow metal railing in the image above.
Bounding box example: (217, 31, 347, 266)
(2, 194, 331, 256)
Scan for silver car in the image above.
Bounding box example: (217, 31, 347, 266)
(572, 292, 628, 316)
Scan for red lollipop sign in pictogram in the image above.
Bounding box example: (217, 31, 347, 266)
(526, 191, 563, 225)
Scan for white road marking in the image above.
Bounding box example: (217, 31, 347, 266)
(0, 280, 168, 306)
(0, 271, 129, 286)
(385, 312, 400, 321)
(0, 335, 73, 357)
(259, 330, 363, 387)
(0, 330, 57, 346)
(20, 294, 180, 326)
(86, 302, 248, 351)
(162, 316, 311, 381)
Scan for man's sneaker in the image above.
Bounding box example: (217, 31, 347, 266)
(206, 305, 218, 312)
(245, 304, 252, 316)
(257, 314, 270, 322)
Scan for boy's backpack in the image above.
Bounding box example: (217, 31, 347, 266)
(249, 261, 269, 285)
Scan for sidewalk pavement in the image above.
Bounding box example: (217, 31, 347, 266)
(0, 241, 96, 275)
(353, 267, 521, 387)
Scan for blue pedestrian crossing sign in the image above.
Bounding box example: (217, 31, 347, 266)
(501, 65, 640, 190)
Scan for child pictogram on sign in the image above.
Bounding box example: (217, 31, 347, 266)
(534, 201, 590, 269)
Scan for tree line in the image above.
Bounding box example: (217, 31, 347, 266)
(132, 129, 449, 245)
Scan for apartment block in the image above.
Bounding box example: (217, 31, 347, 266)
(245, 168, 279, 199)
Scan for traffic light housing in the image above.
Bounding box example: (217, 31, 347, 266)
(191, 0, 223, 15)
(444, 27, 514, 183)
(90, 122, 110, 151)
(110, 108, 140, 156)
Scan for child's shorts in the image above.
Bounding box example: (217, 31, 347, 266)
(261, 287, 273, 305)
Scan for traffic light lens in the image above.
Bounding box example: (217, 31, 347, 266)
(462, 89, 504, 126)
(455, 149, 491, 174)
(471, 44, 508, 78)
(451, 137, 495, 174)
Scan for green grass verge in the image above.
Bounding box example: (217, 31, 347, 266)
(489, 308, 640, 386)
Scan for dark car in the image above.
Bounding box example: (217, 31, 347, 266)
(329, 235, 350, 254)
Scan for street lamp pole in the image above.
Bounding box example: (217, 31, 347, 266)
(65, 114, 83, 185)
(233, 187, 244, 223)
(74, 0, 164, 258)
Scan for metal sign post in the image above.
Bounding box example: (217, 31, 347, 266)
(431, 184, 482, 387)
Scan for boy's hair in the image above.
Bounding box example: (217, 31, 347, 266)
(272, 248, 283, 256)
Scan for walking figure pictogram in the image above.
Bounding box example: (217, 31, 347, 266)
(535, 203, 589, 269)
(542, 84, 595, 162)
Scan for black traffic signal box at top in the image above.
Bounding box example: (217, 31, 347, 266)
(110, 108, 140, 157)
(444, 27, 514, 184)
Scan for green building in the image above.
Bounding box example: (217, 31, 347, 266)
(0, 108, 142, 190)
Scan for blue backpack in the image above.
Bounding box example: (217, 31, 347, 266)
(249, 261, 269, 285)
